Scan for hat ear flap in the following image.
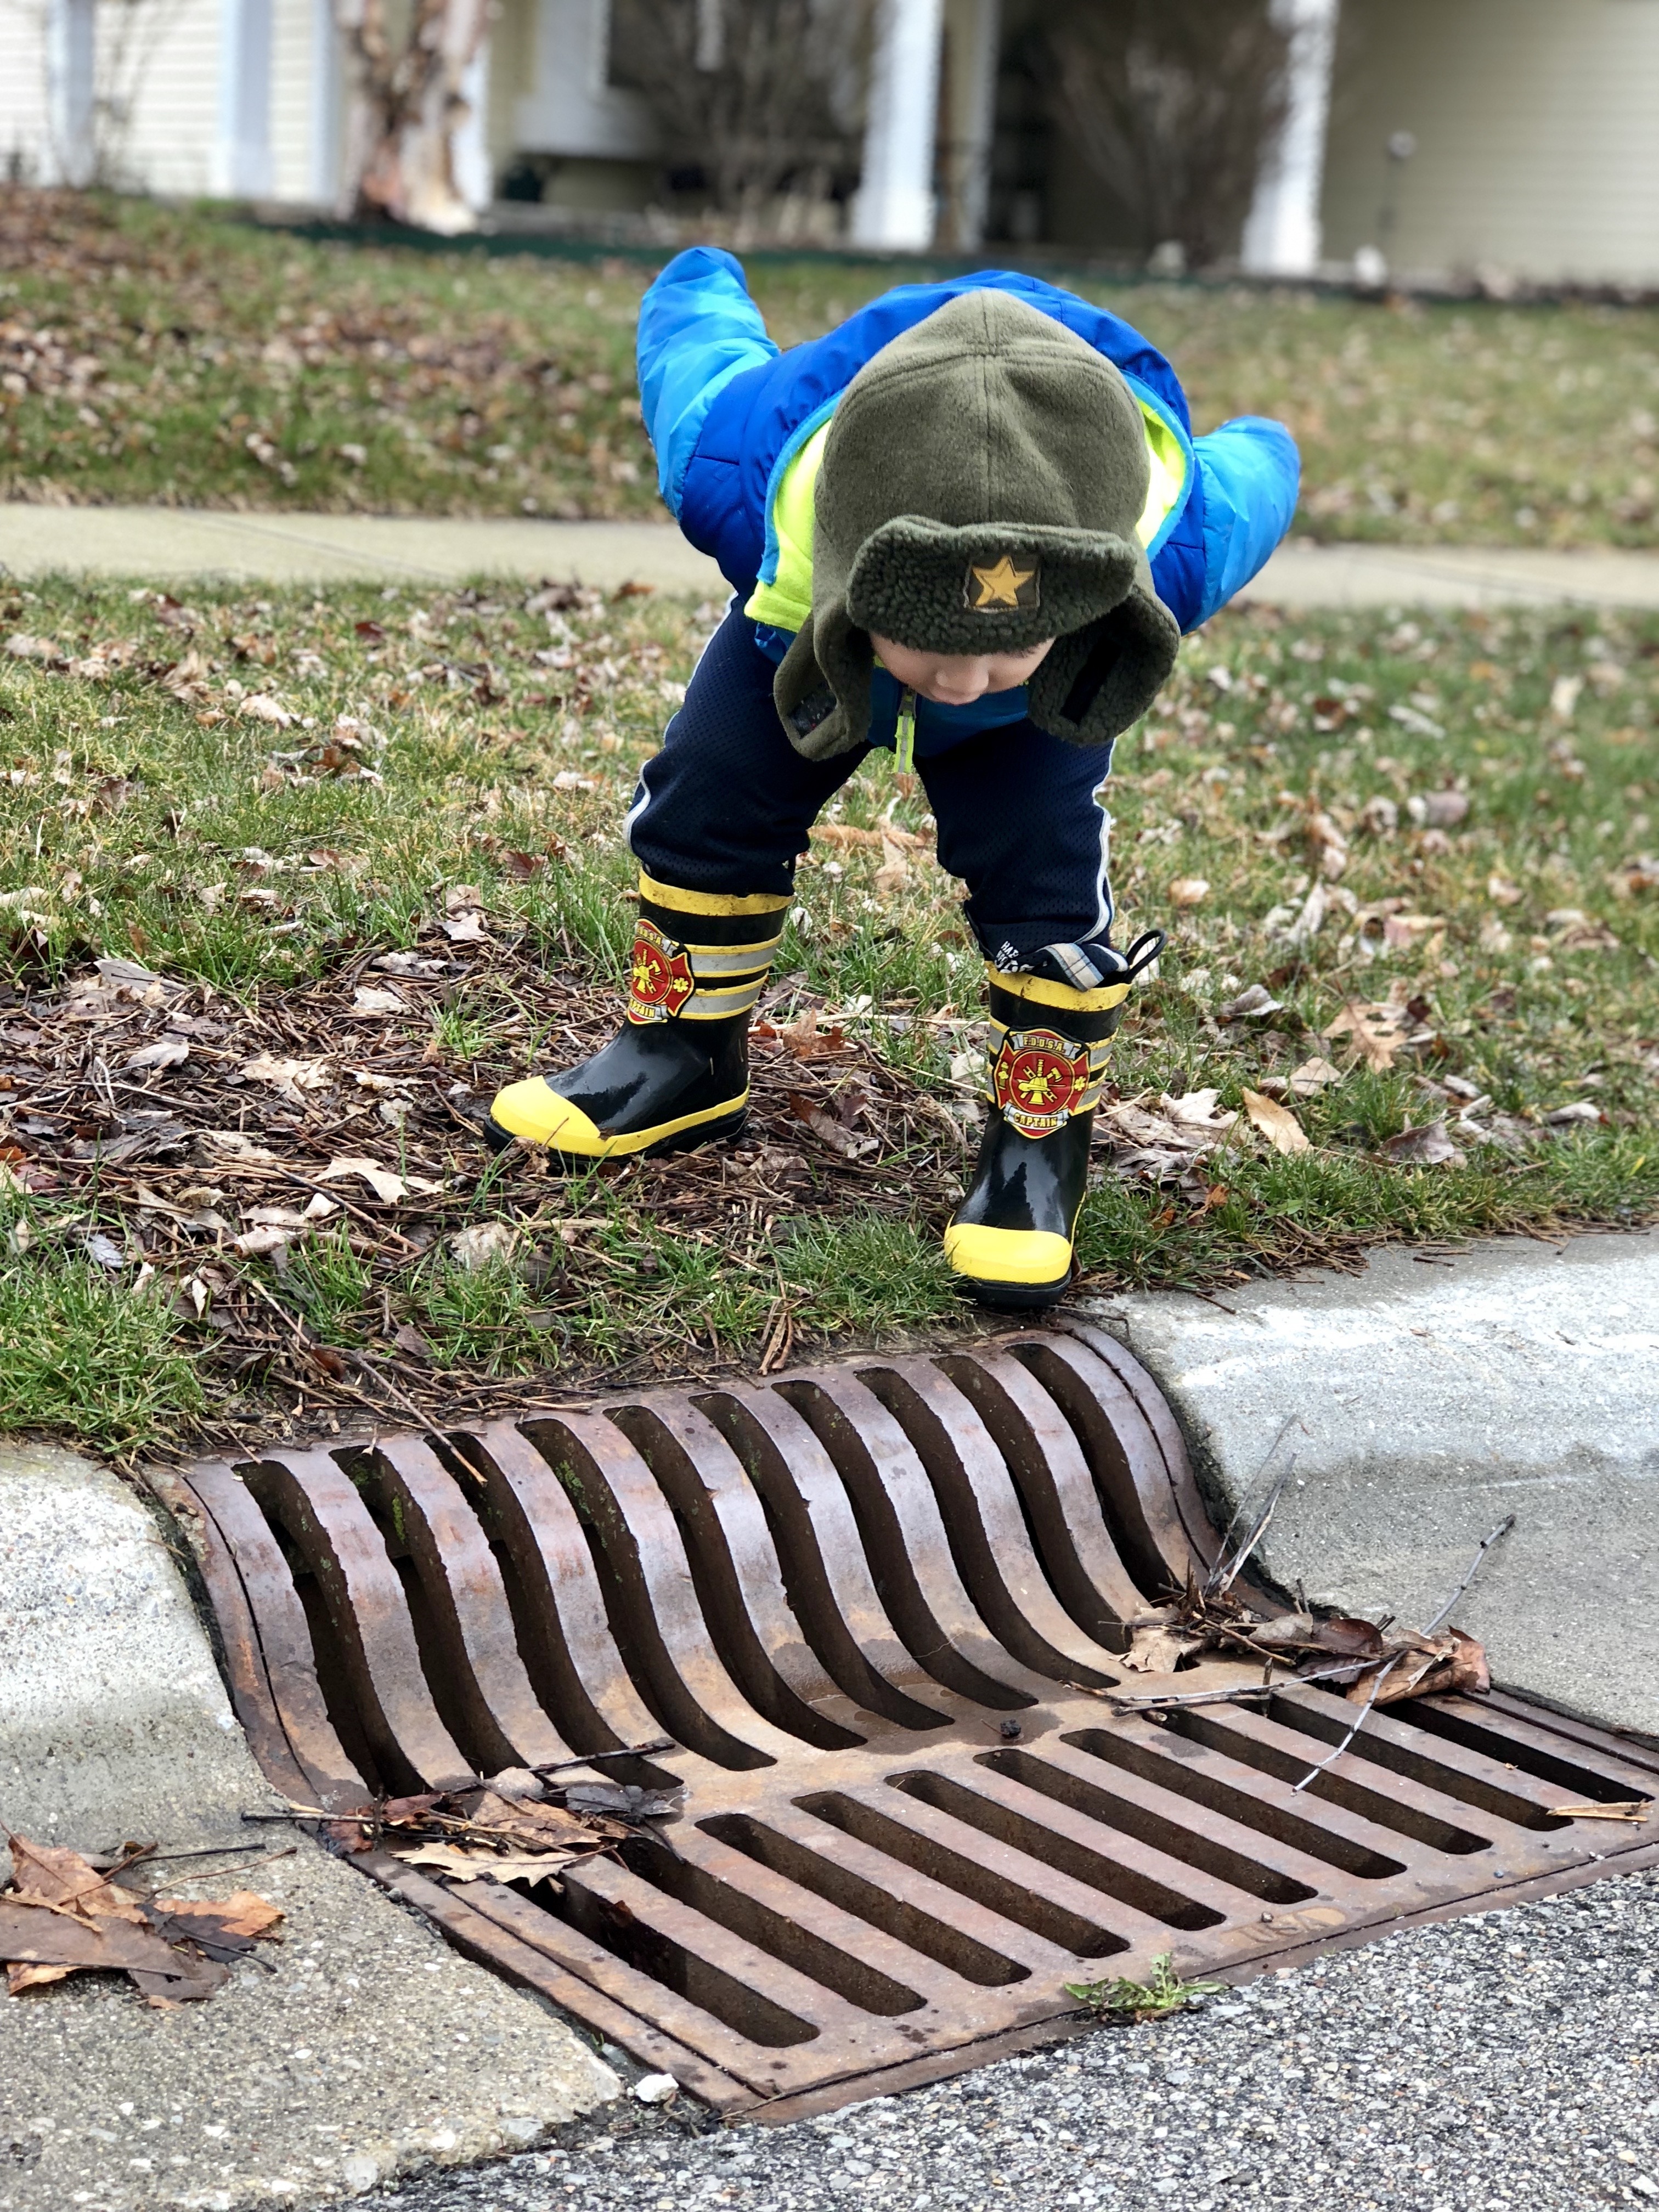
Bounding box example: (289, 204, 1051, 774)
(773, 601, 874, 760)
(1027, 582, 1180, 749)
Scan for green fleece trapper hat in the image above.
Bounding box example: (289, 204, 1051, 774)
(775, 290, 1181, 759)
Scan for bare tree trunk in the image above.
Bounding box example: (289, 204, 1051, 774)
(1046, 0, 1290, 268)
(334, 0, 491, 234)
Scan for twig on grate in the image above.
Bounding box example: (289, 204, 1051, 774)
(1289, 1513, 1517, 1792)
(1204, 1414, 1304, 1599)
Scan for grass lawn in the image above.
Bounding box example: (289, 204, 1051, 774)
(4, 189, 1659, 545)
(1, 573, 1654, 1458)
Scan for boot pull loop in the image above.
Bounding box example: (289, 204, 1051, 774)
(1122, 929, 1166, 980)
(894, 687, 917, 774)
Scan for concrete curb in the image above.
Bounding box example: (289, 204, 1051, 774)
(1081, 1226, 1659, 1742)
(0, 1442, 619, 2210)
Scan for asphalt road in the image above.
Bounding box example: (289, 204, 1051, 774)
(367, 1868, 1659, 2212)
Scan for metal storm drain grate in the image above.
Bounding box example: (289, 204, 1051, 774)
(165, 1319, 1659, 2120)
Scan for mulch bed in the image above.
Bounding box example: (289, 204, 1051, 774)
(0, 925, 974, 1456)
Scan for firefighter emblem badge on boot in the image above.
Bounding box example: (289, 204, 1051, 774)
(992, 1027, 1090, 1137)
(627, 921, 695, 1023)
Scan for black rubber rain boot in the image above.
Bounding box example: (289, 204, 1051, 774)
(943, 961, 1130, 1308)
(486, 873, 788, 1163)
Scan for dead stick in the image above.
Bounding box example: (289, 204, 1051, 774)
(1289, 1511, 1517, 1793)
(1290, 1655, 1404, 1792)
(1422, 1513, 1516, 1634)
(1091, 1658, 1362, 1714)
(154, 1847, 300, 1881)
(532, 1740, 678, 1774)
(1206, 1418, 1302, 1599)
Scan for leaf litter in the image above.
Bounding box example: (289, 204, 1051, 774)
(2, 1832, 283, 2005)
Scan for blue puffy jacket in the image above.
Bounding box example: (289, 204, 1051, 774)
(635, 245, 1299, 636)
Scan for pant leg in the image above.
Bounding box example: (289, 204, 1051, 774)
(917, 720, 1119, 972)
(627, 609, 870, 898)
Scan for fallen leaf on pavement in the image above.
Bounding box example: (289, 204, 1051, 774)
(1242, 1088, 1311, 1155)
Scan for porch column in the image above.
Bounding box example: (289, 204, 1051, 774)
(46, 0, 97, 187)
(1242, 0, 1340, 276)
(850, 0, 945, 253)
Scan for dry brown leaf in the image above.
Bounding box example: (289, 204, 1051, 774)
(812, 822, 928, 851)
(1160, 1089, 1237, 1133)
(7, 1836, 144, 1923)
(1242, 1088, 1311, 1155)
(241, 1053, 333, 1102)
(1286, 1055, 1342, 1096)
(1323, 1001, 1406, 1071)
(1119, 1625, 1195, 1674)
(395, 1843, 569, 1886)
(318, 1155, 408, 1204)
(151, 1891, 284, 1942)
(873, 836, 909, 898)
(1167, 877, 1210, 907)
(788, 1093, 879, 1160)
(1380, 1119, 1464, 1167)
(450, 1220, 518, 1268)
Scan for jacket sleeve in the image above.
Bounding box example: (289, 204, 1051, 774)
(1189, 416, 1300, 624)
(636, 247, 780, 517)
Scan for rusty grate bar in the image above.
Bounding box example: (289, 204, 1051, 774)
(163, 1318, 1659, 2119)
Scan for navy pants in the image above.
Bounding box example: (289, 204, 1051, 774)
(627, 612, 1121, 972)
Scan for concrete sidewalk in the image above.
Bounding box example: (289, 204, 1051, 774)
(5, 503, 1659, 610)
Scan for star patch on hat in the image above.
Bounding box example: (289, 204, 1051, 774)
(964, 553, 1041, 613)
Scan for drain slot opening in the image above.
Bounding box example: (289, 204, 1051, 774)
(618, 1836, 924, 2017)
(798, 1790, 1116, 1959)
(1065, 1729, 1407, 1880)
(1263, 1696, 1574, 1831)
(699, 1815, 1029, 1989)
(1159, 1709, 1492, 1857)
(888, 1770, 1224, 1932)
(979, 1748, 1318, 1908)
(1386, 1703, 1651, 1804)
(537, 1874, 820, 2048)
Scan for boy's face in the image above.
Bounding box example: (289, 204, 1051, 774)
(870, 633, 1055, 708)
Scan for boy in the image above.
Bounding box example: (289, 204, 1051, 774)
(489, 249, 1297, 1309)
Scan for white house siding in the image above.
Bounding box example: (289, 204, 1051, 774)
(1322, 0, 1659, 286)
(109, 0, 221, 196)
(0, 2, 53, 182)
(268, 0, 320, 204)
